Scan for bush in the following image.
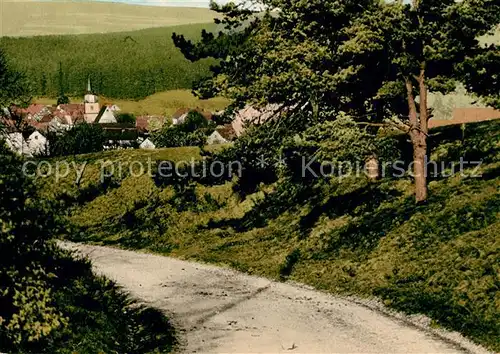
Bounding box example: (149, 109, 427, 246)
(115, 113, 136, 124)
(153, 111, 214, 148)
(0, 141, 66, 348)
(47, 123, 105, 157)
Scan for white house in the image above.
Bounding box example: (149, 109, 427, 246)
(139, 138, 156, 149)
(206, 125, 236, 145)
(207, 131, 229, 145)
(95, 106, 118, 124)
(27, 131, 48, 156)
(3, 132, 30, 156)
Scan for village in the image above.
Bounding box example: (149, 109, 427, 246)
(0, 78, 275, 157)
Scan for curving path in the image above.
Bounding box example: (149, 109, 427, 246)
(62, 242, 490, 354)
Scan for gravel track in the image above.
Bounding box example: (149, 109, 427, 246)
(62, 242, 492, 354)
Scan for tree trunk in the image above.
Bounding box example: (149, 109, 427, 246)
(412, 131, 428, 203)
(405, 69, 429, 203)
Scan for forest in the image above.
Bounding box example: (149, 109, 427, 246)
(0, 23, 217, 100)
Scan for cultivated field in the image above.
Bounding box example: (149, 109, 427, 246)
(0, 0, 217, 37)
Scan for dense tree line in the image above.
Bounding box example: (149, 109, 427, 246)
(0, 24, 217, 100)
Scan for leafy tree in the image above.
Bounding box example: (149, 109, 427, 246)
(173, 0, 500, 202)
(40, 73, 47, 97)
(115, 112, 137, 124)
(47, 123, 105, 157)
(153, 110, 214, 148)
(179, 110, 211, 132)
(0, 50, 31, 113)
(56, 62, 69, 105)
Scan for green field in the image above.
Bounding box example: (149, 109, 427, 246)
(0, 0, 217, 37)
(35, 89, 230, 116)
(0, 23, 218, 99)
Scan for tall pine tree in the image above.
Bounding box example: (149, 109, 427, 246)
(173, 0, 500, 202)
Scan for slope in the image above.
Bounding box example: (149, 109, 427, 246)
(0, 23, 218, 99)
(37, 119, 500, 351)
(0, 0, 217, 37)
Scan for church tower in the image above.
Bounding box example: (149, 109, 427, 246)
(84, 77, 100, 123)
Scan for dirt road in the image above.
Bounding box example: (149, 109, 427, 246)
(63, 242, 490, 354)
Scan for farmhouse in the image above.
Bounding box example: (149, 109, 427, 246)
(57, 103, 85, 124)
(231, 104, 280, 137)
(95, 105, 118, 124)
(207, 124, 236, 145)
(16, 104, 51, 121)
(139, 138, 156, 149)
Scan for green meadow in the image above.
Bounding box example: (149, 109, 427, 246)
(0, 1, 217, 37)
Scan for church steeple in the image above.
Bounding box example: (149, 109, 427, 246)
(84, 77, 100, 123)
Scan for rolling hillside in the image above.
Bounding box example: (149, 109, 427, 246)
(0, 23, 218, 99)
(38, 119, 500, 351)
(0, 0, 217, 37)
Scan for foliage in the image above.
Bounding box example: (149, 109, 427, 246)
(56, 62, 69, 106)
(153, 111, 214, 148)
(0, 24, 218, 100)
(0, 49, 31, 110)
(56, 95, 69, 105)
(47, 123, 105, 157)
(173, 0, 500, 202)
(115, 112, 136, 124)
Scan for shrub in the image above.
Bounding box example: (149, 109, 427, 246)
(115, 113, 136, 124)
(0, 142, 66, 348)
(153, 111, 214, 148)
(47, 123, 105, 157)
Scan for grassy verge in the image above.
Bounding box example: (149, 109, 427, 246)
(31, 246, 176, 354)
(40, 120, 500, 351)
